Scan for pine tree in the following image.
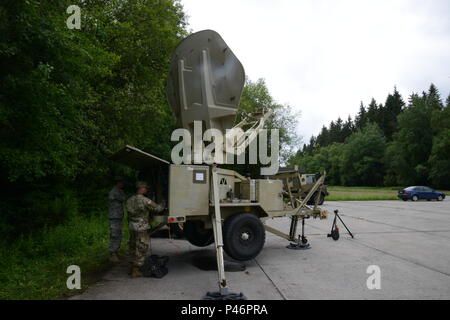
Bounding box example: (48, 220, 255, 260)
(382, 87, 405, 140)
(366, 98, 379, 125)
(341, 116, 354, 142)
(355, 102, 367, 130)
(426, 83, 444, 112)
(328, 120, 339, 144)
(335, 117, 344, 142)
(316, 126, 329, 148)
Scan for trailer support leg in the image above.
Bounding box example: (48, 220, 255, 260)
(289, 216, 298, 241)
(287, 218, 311, 250)
(203, 167, 246, 300)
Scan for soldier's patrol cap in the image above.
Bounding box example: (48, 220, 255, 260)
(136, 181, 149, 189)
(114, 176, 125, 182)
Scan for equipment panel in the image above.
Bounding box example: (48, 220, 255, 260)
(169, 165, 210, 216)
(257, 179, 284, 212)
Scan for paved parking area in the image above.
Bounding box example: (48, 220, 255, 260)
(72, 200, 450, 300)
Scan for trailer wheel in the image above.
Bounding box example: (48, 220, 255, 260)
(184, 221, 214, 247)
(223, 213, 265, 261)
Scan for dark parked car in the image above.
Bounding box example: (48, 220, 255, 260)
(398, 186, 446, 202)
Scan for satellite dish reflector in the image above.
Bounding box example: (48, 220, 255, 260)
(166, 30, 245, 135)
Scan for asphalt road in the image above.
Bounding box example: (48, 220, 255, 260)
(71, 200, 450, 300)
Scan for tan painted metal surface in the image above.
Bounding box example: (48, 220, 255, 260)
(168, 165, 210, 216)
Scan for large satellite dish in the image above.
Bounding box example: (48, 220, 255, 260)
(166, 30, 245, 136)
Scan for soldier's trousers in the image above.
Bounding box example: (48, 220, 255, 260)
(129, 230, 150, 267)
(108, 218, 123, 253)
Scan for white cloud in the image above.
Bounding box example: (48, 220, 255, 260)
(181, 0, 450, 145)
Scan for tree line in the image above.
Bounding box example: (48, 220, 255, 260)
(289, 85, 450, 189)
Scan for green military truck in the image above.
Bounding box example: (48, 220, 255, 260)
(272, 167, 329, 205)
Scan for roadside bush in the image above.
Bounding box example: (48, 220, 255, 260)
(0, 214, 117, 300)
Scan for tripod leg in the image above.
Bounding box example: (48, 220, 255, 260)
(331, 214, 337, 232)
(335, 213, 354, 238)
(327, 213, 340, 240)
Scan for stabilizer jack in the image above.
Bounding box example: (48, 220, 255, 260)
(203, 167, 247, 300)
(287, 217, 311, 250)
(203, 289, 247, 300)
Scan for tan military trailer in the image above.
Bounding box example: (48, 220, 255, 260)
(111, 30, 330, 299)
(112, 146, 327, 258)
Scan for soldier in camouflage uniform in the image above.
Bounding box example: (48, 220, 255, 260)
(126, 181, 165, 277)
(108, 176, 127, 262)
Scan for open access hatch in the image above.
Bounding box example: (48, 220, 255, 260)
(110, 145, 170, 203)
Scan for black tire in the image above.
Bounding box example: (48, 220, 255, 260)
(331, 228, 340, 241)
(437, 195, 443, 201)
(402, 198, 408, 202)
(183, 220, 214, 247)
(412, 195, 419, 202)
(223, 213, 265, 261)
(169, 223, 184, 238)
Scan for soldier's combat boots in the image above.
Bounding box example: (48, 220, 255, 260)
(128, 262, 133, 275)
(130, 266, 143, 278)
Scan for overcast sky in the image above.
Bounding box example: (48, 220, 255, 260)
(182, 0, 450, 145)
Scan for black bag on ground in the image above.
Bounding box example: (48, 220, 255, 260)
(141, 255, 169, 278)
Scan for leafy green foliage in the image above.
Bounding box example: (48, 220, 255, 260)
(289, 143, 344, 185)
(340, 123, 386, 186)
(428, 96, 450, 188)
(0, 0, 187, 238)
(385, 86, 443, 186)
(238, 78, 300, 161)
(291, 124, 386, 187)
(0, 214, 116, 299)
(227, 78, 300, 177)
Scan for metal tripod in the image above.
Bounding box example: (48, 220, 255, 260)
(328, 210, 354, 240)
